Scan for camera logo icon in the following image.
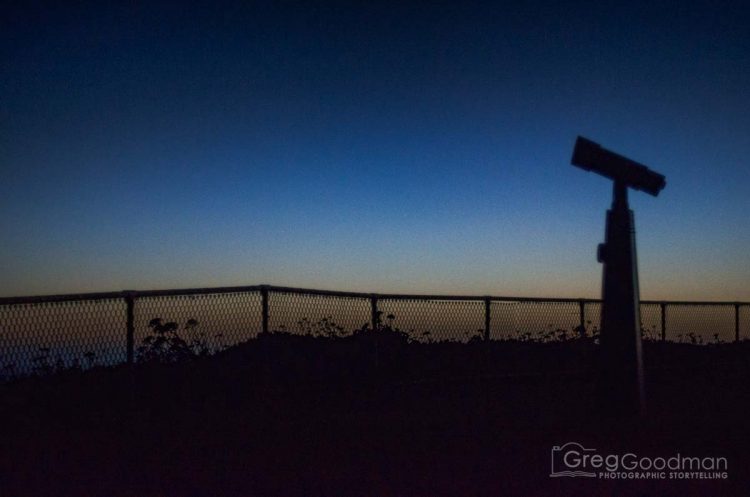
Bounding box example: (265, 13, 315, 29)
(550, 442, 597, 478)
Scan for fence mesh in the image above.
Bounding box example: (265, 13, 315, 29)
(377, 298, 484, 342)
(515, 300, 580, 341)
(582, 301, 602, 337)
(740, 305, 750, 341)
(0, 298, 125, 376)
(1, 286, 748, 380)
(267, 291, 370, 336)
(133, 291, 262, 360)
(640, 303, 663, 342)
(663, 304, 736, 344)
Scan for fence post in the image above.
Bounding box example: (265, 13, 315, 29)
(660, 303, 666, 342)
(370, 295, 379, 330)
(735, 303, 740, 343)
(261, 286, 269, 334)
(578, 300, 586, 337)
(124, 291, 135, 364)
(484, 297, 491, 341)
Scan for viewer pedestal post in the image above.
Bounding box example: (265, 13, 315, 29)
(597, 181, 645, 416)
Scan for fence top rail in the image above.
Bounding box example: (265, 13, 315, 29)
(0, 283, 747, 307)
(0, 285, 264, 305)
(0, 291, 126, 305)
(641, 300, 748, 307)
(267, 285, 594, 303)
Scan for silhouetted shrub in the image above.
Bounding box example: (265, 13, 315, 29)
(136, 318, 208, 363)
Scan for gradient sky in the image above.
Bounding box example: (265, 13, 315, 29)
(2, 1, 749, 300)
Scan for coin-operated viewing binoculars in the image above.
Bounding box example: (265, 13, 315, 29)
(571, 136, 666, 416)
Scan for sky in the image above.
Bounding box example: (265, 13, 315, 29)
(1, 0, 749, 300)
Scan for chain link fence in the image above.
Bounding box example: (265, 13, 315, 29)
(1, 285, 748, 379)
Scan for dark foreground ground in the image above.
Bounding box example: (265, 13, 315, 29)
(1, 337, 749, 496)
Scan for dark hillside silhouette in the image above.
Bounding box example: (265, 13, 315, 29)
(2, 315, 750, 496)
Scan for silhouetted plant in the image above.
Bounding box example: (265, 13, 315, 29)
(466, 329, 484, 343)
(350, 312, 412, 370)
(84, 351, 97, 368)
(513, 330, 532, 342)
(294, 316, 346, 338)
(27, 347, 90, 377)
(353, 311, 410, 342)
(214, 333, 226, 351)
(31, 347, 52, 375)
(574, 320, 599, 343)
(502, 322, 601, 344)
(136, 318, 207, 363)
(641, 325, 657, 342)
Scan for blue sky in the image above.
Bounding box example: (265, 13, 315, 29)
(1, 1, 749, 299)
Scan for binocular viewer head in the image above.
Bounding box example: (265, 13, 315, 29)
(571, 136, 666, 196)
